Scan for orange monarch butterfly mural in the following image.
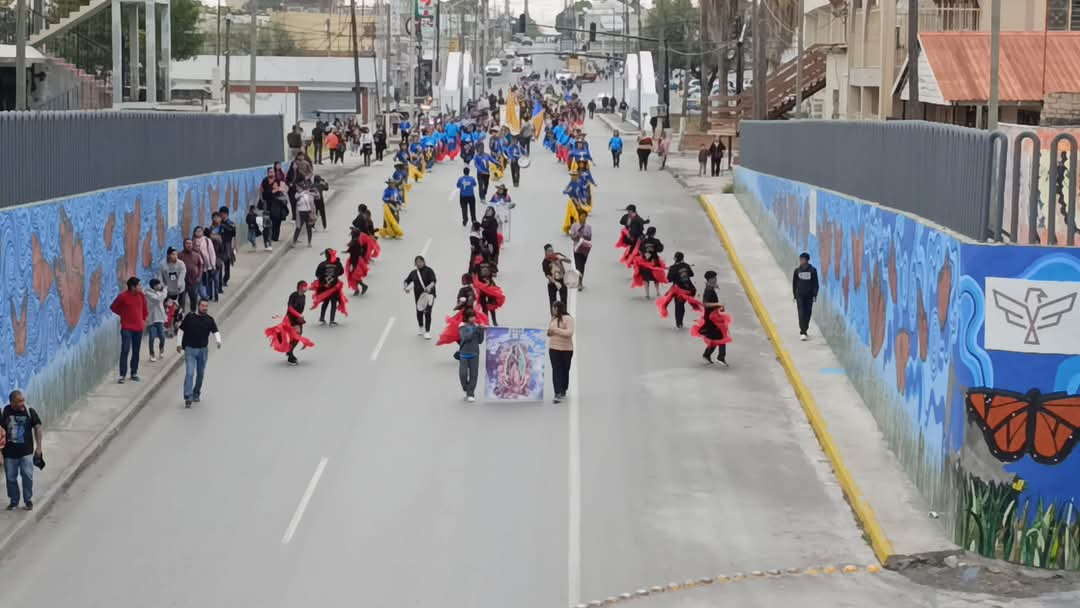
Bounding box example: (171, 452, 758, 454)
(965, 387, 1080, 466)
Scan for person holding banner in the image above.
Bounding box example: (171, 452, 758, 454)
(547, 300, 575, 404)
(456, 309, 485, 403)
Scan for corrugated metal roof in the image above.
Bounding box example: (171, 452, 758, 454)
(171, 55, 378, 87)
(920, 32, 1080, 103)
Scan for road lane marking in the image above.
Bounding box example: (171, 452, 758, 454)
(567, 288, 582, 607)
(371, 316, 396, 360)
(419, 236, 432, 258)
(281, 456, 329, 545)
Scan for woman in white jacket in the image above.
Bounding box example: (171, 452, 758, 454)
(192, 226, 217, 301)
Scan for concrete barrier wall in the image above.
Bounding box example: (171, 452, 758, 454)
(735, 167, 1080, 570)
(1, 166, 265, 424)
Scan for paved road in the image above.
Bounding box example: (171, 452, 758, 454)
(1, 67, 1073, 606)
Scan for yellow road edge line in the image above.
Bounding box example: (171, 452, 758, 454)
(696, 194, 895, 565)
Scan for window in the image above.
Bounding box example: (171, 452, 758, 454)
(1047, 0, 1080, 31)
(1017, 109, 1041, 126)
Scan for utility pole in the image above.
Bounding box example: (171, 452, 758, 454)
(988, 0, 1001, 130)
(795, 0, 803, 117)
(906, 0, 919, 117)
(351, 0, 363, 116)
(217, 0, 222, 66)
(735, 16, 745, 94)
(636, 1, 641, 130)
(225, 17, 232, 112)
(14, 0, 26, 110)
(386, 1, 393, 108)
(434, 0, 441, 103)
(249, 0, 257, 113)
(752, 0, 767, 120)
(658, 0, 666, 124)
(622, 0, 629, 103)
(368, 0, 382, 117)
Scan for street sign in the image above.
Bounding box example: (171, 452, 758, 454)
(415, 0, 434, 19)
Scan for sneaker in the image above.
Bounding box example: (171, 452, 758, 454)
(6, 503, 16, 511)
(265, 245, 272, 252)
(424, 332, 432, 340)
(329, 321, 338, 327)
(553, 395, 562, 404)
(131, 375, 140, 382)
(184, 399, 192, 408)
(118, 377, 125, 384)
(287, 356, 299, 366)
(319, 320, 327, 325)
(418, 328, 425, 336)
(466, 395, 476, 403)
(193, 397, 201, 403)
(353, 290, 361, 296)
(718, 360, 730, 368)
(800, 333, 808, 341)
(361, 283, 369, 295)
(702, 354, 714, 365)
(23, 501, 32, 511)
(149, 354, 157, 363)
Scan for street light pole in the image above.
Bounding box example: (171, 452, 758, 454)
(14, 0, 26, 110)
(795, 0, 803, 117)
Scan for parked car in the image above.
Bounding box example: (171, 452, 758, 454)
(485, 61, 503, 76)
(581, 71, 597, 82)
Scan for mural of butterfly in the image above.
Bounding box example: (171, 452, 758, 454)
(965, 388, 1080, 465)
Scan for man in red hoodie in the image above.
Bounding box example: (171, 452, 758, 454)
(110, 276, 149, 384)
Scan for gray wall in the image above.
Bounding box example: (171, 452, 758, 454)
(739, 120, 993, 240)
(0, 112, 283, 208)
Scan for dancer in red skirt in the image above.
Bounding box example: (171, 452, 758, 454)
(345, 227, 371, 296)
(437, 273, 489, 345)
(691, 270, 732, 366)
(311, 248, 347, 325)
(473, 263, 505, 326)
(657, 252, 702, 329)
(264, 281, 315, 365)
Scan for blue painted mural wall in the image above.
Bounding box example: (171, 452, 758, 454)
(735, 167, 1080, 567)
(0, 167, 264, 423)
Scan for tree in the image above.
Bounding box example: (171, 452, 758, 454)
(642, 0, 699, 70)
(228, 22, 299, 56)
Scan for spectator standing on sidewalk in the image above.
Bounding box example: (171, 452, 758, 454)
(160, 247, 187, 307)
(292, 182, 316, 247)
(374, 125, 388, 162)
(709, 137, 726, 177)
(656, 132, 669, 170)
(697, 143, 708, 176)
(3, 391, 43, 511)
(635, 131, 653, 171)
(215, 207, 237, 288)
(287, 125, 303, 159)
(792, 252, 820, 341)
(587, 99, 596, 118)
(177, 238, 205, 312)
(192, 226, 218, 302)
(110, 276, 148, 383)
(608, 130, 623, 168)
(176, 299, 222, 408)
(569, 214, 592, 290)
(145, 278, 168, 362)
(312, 121, 325, 164)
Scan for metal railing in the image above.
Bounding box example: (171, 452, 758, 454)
(1, 112, 283, 208)
(739, 120, 993, 241)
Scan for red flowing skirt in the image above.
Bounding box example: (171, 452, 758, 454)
(691, 309, 733, 348)
(436, 306, 490, 345)
(656, 285, 703, 318)
(630, 255, 670, 289)
(309, 281, 349, 316)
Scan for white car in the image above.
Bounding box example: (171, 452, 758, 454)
(555, 70, 575, 83)
(485, 62, 503, 76)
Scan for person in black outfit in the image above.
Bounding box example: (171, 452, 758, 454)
(312, 121, 325, 164)
(345, 228, 370, 296)
(700, 271, 728, 366)
(176, 298, 222, 407)
(640, 226, 663, 256)
(404, 255, 437, 338)
(619, 204, 649, 248)
(666, 252, 696, 329)
(792, 252, 820, 341)
(315, 249, 345, 325)
(480, 206, 500, 265)
(216, 207, 237, 287)
(374, 126, 387, 162)
(709, 137, 726, 177)
(286, 282, 308, 365)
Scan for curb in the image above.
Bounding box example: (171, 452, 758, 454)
(0, 164, 364, 558)
(695, 193, 895, 566)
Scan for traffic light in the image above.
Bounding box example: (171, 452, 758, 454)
(516, 13, 526, 34)
(589, 22, 597, 42)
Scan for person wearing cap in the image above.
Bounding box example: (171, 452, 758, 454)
(562, 170, 592, 235)
(379, 177, 405, 239)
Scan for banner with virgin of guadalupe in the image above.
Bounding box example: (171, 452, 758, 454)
(483, 327, 547, 401)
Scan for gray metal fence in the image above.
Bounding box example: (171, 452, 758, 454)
(739, 120, 993, 240)
(1, 112, 283, 208)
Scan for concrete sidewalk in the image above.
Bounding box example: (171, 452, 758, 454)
(0, 156, 369, 556)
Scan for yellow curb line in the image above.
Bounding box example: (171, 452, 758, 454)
(573, 564, 882, 607)
(696, 194, 895, 565)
